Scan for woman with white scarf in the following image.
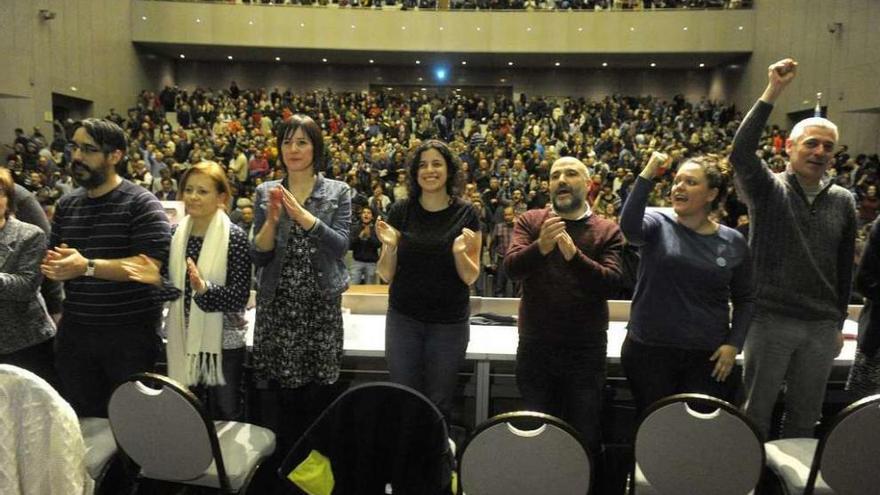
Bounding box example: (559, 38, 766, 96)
(124, 161, 250, 420)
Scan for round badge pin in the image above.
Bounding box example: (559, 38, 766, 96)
(716, 257, 727, 267)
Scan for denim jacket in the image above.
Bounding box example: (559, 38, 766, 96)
(251, 175, 351, 302)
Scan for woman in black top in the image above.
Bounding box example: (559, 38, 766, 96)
(376, 140, 481, 419)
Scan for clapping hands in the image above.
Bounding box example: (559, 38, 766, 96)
(453, 228, 478, 255)
(375, 218, 400, 248)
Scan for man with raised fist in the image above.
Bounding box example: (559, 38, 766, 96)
(731, 58, 856, 439)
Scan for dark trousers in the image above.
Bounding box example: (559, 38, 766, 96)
(194, 346, 246, 421)
(0, 338, 60, 391)
(55, 318, 160, 417)
(385, 307, 470, 421)
(516, 341, 606, 456)
(255, 382, 338, 454)
(252, 382, 341, 495)
(621, 335, 738, 417)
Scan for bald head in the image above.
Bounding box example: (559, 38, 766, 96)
(550, 156, 591, 218)
(550, 156, 590, 179)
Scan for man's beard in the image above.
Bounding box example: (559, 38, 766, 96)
(552, 186, 585, 213)
(71, 160, 108, 189)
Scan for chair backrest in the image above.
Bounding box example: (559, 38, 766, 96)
(107, 373, 229, 490)
(0, 364, 94, 495)
(808, 394, 880, 495)
(280, 382, 453, 494)
(459, 411, 592, 495)
(634, 393, 764, 495)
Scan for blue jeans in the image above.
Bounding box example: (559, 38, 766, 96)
(742, 311, 840, 439)
(385, 307, 470, 420)
(349, 260, 377, 285)
(516, 341, 606, 455)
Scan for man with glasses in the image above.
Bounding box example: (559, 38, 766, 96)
(731, 59, 857, 439)
(41, 118, 170, 417)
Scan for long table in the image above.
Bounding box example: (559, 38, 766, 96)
(245, 305, 859, 425)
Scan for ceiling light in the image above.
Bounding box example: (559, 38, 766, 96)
(476, 27, 481, 31)
(738, 26, 744, 30)
(196, 18, 201, 23)
(249, 20, 254, 25)
(70, 86, 77, 91)
(699, 63, 705, 68)
(439, 27, 444, 31)
(526, 27, 532, 32)
(401, 26, 407, 30)
(421, 88, 426, 91)
(682, 26, 688, 31)
(629, 26, 635, 31)
(602, 62, 608, 67)
(351, 24, 356, 29)
(461, 61, 467, 65)
(578, 27, 583, 32)
(508, 61, 514, 66)
(500, 78, 507, 83)
(300, 22, 305, 27)
(179, 54, 186, 59)
(322, 58, 328, 63)
(554, 62, 561, 67)
(416, 60, 421, 65)
(141, 16, 147, 21)
(369, 59, 374, 64)
(650, 62, 656, 67)
(418, 77, 423, 81)
(227, 55, 233, 60)
(275, 56, 281, 61)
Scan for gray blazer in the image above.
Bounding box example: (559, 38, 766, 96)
(0, 217, 55, 354)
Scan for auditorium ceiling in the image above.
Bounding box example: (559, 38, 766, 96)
(136, 43, 750, 70)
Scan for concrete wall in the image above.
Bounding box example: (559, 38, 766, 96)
(131, 1, 754, 55)
(730, 0, 880, 153)
(0, 0, 169, 145)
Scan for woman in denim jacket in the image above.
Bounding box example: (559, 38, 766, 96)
(251, 114, 351, 453)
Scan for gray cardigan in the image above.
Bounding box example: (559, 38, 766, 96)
(730, 101, 856, 325)
(0, 217, 55, 354)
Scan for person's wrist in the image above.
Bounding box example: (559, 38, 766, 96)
(760, 84, 781, 103)
(84, 258, 96, 277)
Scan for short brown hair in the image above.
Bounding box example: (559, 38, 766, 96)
(0, 168, 15, 219)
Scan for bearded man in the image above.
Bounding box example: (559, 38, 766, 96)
(503, 156, 624, 459)
(41, 118, 170, 417)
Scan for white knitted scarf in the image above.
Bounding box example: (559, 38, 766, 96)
(166, 211, 230, 387)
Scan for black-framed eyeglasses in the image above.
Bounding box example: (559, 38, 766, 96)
(67, 142, 104, 154)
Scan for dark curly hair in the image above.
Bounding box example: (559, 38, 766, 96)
(680, 154, 730, 211)
(406, 139, 464, 199)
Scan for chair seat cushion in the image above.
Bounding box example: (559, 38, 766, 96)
(634, 464, 658, 495)
(634, 463, 756, 495)
(79, 417, 117, 480)
(765, 439, 832, 495)
(144, 421, 275, 491)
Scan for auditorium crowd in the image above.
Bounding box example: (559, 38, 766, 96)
(2, 64, 880, 492)
(6, 84, 880, 283)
